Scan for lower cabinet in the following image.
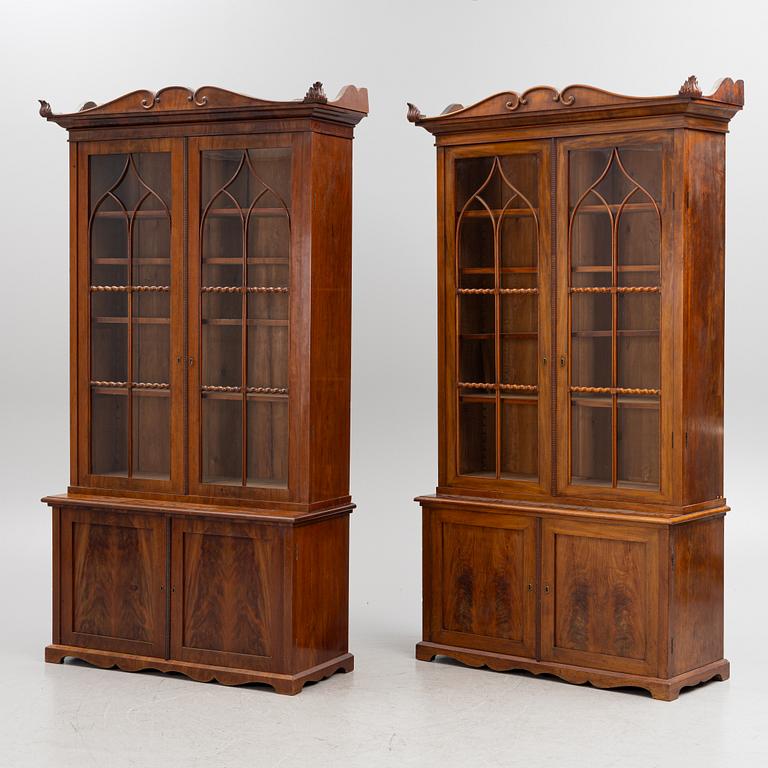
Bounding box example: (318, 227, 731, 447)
(48, 502, 353, 694)
(420, 502, 728, 699)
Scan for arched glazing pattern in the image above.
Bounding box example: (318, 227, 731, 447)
(454, 153, 541, 482)
(567, 145, 662, 490)
(199, 147, 292, 488)
(88, 152, 172, 480)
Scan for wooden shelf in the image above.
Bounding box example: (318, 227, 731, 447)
(93, 257, 170, 265)
(571, 202, 658, 214)
(458, 207, 537, 219)
(201, 318, 288, 326)
(459, 332, 537, 340)
(92, 316, 170, 324)
(571, 394, 660, 408)
(203, 257, 289, 265)
(571, 329, 658, 337)
(203, 207, 289, 218)
(461, 266, 537, 275)
(499, 472, 538, 482)
(93, 210, 168, 220)
(571, 264, 659, 273)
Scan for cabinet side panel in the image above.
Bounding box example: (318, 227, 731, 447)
(69, 143, 79, 486)
(669, 516, 724, 676)
(52, 506, 61, 644)
(683, 131, 725, 504)
(291, 515, 349, 672)
(308, 133, 353, 504)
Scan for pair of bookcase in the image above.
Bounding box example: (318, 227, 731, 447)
(41, 76, 741, 699)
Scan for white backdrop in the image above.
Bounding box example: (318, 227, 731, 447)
(0, 1, 766, 765)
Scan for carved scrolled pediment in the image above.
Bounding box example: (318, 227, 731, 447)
(39, 83, 369, 129)
(407, 78, 744, 132)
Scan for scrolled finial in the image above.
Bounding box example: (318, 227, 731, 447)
(38, 100, 52, 118)
(303, 81, 327, 103)
(679, 75, 702, 97)
(407, 102, 424, 122)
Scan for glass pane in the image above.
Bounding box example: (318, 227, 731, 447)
(89, 152, 171, 481)
(501, 401, 537, 480)
(459, 336, 494, 384)
(132, 392, 170, 480)
(617, 210, 660, 269)
(458, 217, 494, 271)
(501, 276, 538, 392)
(459, 294, 494, 336)
(91, 391, 127, 476)
(247, 323, 288, 391)
(459, 398, 495, 476)
(618, 399, 660, 489)
(199, 146, 292, 488)
(455, 157, 494, 212)
(618, 292, 660, 390)
(201, 291, 241, 389)
(570, 210, 612, 269)
(247, 400, 288, 487)
(571, 398, 612, 486)
(202, 396, 242, 485)
(499, 214, 537, 269)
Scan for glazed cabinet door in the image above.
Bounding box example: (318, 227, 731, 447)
(170, 517, 283, 671)
(444, 142, 552, 495)
(541, 518, 660, 675)
(60, 508, 167, 657)
(187, 135, 300, 502)
(77, 140, 185, 493)
(427, 509, 537, 657)
(556, 132, 673, 502)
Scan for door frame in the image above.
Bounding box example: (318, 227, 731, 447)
(441, 140, 553, 497)
(554, 130, 675, 504)
(186, 133, 304, 503)
(75, 137, 185, 495)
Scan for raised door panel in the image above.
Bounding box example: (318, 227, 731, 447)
(430, 509, 536, 657)
(541, 519, 660, 675)
(77, 139, 185, 494)
(187, 134, 304, 504)
(60, 508, 167, 658)
(556, 132, 674, 504)
(170, 517, 283, 671)
(443, 141, 552, 496)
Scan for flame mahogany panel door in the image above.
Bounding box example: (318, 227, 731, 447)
(170, 516, 284, 672)
(429, 508, 537, 657)
(59, 507, 167, 658)
(444, 142, 552, 496)
(77, 139, 185, 495)
(540, 517, 660, 676)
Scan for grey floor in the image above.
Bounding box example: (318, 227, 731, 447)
(1, 627, 765, 767)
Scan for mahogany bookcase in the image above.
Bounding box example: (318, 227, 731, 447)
(39, 82, 367, 694)
(407, 76, 743, 700)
